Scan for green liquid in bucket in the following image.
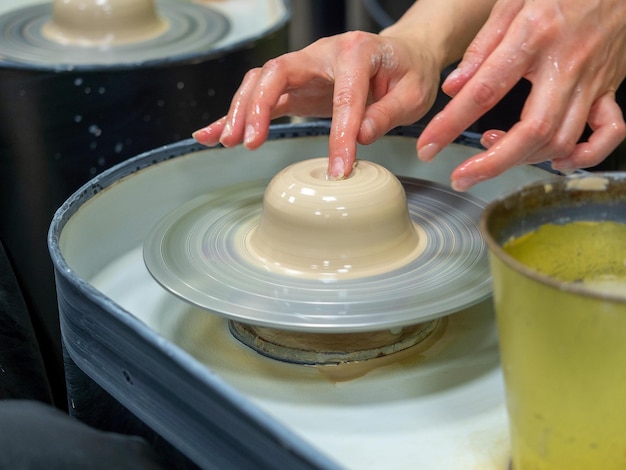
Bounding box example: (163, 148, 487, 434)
(504, 221, 626, 296)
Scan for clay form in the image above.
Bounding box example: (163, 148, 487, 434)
(246, 158, 424, 279)
(42, 0, 168, 46)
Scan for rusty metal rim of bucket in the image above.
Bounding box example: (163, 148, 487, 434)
(479, 172, 626, 304)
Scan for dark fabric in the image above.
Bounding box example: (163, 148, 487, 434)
(0, 400, 165, 470)
(0, 242, 166, 468)
(64, 354, 200, 470)
(0, 240, 53, 403)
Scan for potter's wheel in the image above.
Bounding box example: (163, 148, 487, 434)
(143, 173, 490, 332)
(51, 128, 560, 469)
(0, 1, 229, 66)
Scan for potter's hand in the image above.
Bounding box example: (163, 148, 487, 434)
(192, 31, 441, 179)
(417, 0, 626, 191)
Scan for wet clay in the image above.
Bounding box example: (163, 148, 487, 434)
(229, 320, 442, 366)
(42, 0, 168, 46)
(245, 158, 426, 279)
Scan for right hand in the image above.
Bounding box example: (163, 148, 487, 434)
(417, 0, 626, 190)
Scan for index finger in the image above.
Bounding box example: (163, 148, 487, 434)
(326, 34, 383, 179)
(417, 55, 525, 162)
(416, 20, 535, 162)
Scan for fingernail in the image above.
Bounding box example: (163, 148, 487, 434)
(219, 121, 233, 147)
(192, 128, 218, 146)
(418, 143, 440, 162)
(552, 162, 576, 174)
(451, 177, 475, 192)
(328, 157, 346, 180)
(443, 62, 470, 86)
(360, 117, 376, 141)
(480, 131, 503, 149)
(244, 124, 256, 148)
(442, 68, 461, 87)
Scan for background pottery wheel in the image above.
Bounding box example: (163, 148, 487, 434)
(0, 1, 229, 66)
(143, 167, 491, 332)
(0, 0, 288, 407)
(41, 0, 170, 47)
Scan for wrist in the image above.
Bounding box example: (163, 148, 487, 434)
(379, 0, 494, 71)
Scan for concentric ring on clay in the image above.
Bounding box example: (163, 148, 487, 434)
(0, 1, 229, 67)
(143, 177, 491, 333)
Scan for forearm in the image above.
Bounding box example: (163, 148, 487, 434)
(379, 0, 496, 70)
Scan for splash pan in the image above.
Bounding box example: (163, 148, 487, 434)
(143, 176, 490, 332)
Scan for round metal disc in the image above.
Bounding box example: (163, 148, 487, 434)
(143, 177, 491, 333)
(0, 1, 229, 67)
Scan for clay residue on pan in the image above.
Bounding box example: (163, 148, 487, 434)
(565, 175, 609, 192)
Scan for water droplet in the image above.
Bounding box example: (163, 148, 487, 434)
(88, 125, 102, 136)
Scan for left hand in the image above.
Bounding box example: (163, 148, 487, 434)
(417, 0, 626, 191)
(192, 31, 442, 179)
